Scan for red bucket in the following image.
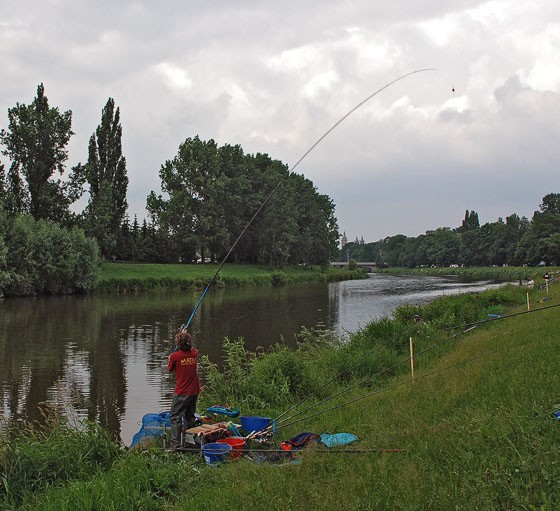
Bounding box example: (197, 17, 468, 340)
(216, 436, 246, 459)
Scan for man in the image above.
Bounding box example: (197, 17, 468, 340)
(167, 328, 201, 450)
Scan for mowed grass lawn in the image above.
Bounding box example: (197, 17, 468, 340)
(97, 262, 364, 290)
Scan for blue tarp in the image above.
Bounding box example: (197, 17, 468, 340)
(320, 433, 359, 447)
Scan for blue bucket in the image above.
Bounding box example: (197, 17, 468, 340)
(240, 416, 275, 435)
(202, 442, 232, 465)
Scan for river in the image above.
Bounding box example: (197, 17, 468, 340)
(0, 273, 506, 444)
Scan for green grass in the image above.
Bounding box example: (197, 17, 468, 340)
(96, 262, 367, 292)
(3, 280, 559, 510)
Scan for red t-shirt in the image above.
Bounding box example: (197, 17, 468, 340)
(167, 348, 201, 396)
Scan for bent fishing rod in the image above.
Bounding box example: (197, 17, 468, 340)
(181, 68, 436, 331)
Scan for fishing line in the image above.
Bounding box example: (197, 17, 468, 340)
(183, 68, 436, 330)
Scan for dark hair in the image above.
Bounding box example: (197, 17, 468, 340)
(175, 330, 192, 351)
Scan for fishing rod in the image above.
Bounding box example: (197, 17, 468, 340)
(167, 447, 405, 454)
(245, 321, 477, 439)
(276, 348, 501, 431)
(258, 304, 560, 436)
(267, 322, 477, 432)
(269, 330, 393, 426)
(182, 68, 436, 330)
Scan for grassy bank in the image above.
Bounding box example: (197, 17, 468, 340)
(2, 280, 559, 510)
(372, 264, 560, 283)
(96, 262, 367, 292)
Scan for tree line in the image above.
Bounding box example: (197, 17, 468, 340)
(0, 84, 339, 296)
(341, 194, 560, 268)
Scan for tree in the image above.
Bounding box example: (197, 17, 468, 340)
(147, 136, 339, 266)
(458, 210, 480, 232)
(75, 98, 128, 259)
(540, 193, 560, 216)
(147, 136, 222, 263)
(0, 83, 74, 223)
(516, 196, 560, 265)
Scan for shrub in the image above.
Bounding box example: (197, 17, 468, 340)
(3, 215, 100, 296)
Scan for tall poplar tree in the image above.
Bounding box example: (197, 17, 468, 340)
(79, 98, 128, 259)
(0, 83, 74, 222)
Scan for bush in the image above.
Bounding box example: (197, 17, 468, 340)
(2, 214, 100, 296)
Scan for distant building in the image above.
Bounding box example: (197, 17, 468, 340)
(340, 231, 348, 249)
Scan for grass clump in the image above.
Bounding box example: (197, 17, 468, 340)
(199, 336, 323, 412)
(0, 416, 121, 509)
(17, 450, 197, 511)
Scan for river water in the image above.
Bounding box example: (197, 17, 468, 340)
(0, 273, 505, 444)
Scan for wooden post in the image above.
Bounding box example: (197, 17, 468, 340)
(527, 291, 530, 311)
(409, 336, 415, 379)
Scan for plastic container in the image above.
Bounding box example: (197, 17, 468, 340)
(240, 416, 274, 435)
(217, 436, 246, 459)
(202, 442, 232, 465)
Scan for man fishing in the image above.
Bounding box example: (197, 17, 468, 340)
(168, 328, 201, 450)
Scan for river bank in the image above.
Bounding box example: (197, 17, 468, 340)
(372, 264, 560, 283)
(2, 280, 558, 509)
(96, 262, 368, 292)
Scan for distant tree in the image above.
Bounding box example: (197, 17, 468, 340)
(74, 98, 128, 259)
(423, 228, 460, 266)
(540, 193, 560, 216)
(516, 195, 560, 265)
(458, 210, 480, 232)
(0, 83, 74, 223)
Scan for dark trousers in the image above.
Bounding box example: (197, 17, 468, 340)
(169, 393, 198, 448)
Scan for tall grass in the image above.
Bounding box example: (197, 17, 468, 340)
(0, 416, 121, 509)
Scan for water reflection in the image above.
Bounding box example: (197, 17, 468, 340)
(0, 274, 506, 443)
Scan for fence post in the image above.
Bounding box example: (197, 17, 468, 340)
(409, 336, 415, 379)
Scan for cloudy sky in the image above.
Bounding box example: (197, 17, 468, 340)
(1, 0, 559, 243)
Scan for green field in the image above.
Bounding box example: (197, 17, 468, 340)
(373, 264, 560, 284)
(2, 278, 559, 510)
(97, 262, 367, 291)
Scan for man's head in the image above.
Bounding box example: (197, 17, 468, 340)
(175, 329, 192, 351)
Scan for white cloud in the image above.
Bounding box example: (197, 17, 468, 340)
(154, 62, 193, 91)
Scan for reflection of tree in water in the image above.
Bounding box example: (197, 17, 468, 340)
(0, 297, 82, 426)
(1, 285, 334, 439)
(121, 321, 176, 407)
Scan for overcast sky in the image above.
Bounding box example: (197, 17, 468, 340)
(1, 0, 559, 243)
